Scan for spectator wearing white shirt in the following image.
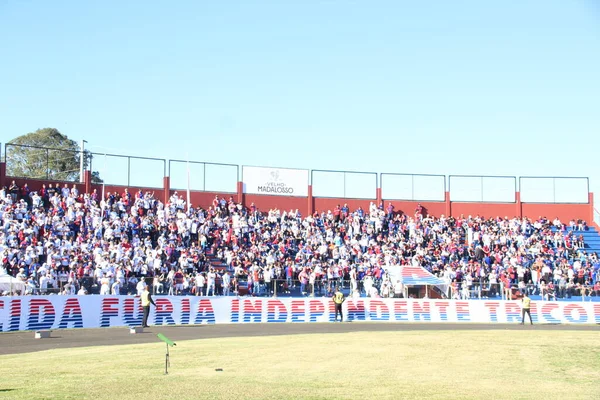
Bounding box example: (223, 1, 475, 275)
(206, 268, 216, 296)
(100, 274, 110, 295)
(111, 279, 121, 295)
(222, 271, 231, 296)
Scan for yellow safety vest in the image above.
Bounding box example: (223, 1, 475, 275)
(522, 297, 531, 309)
(141, 291, 151, 307)
(333, 292, 344, 304)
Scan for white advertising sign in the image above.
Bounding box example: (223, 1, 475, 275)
(242, 166, 308, 196)
(1, 296, 599, 332)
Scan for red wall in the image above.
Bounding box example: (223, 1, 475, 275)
(313, 198, 373, 215)
(522, 203, 590, 223)
(94, 184, 162, 194)
(6, 177, 86, 195)
(384, 199, 447, 217)
(450, 202, 519, 219)
(244, 194, 308, 215)
(185, 190, 235, 210)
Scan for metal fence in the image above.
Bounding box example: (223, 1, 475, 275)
(2, 142, 593, 205)
(4, 143, 84, 182)
(168, 160, 238, 193)
(519, 177, 589, 203)
(446, 282, 600, 301)
(10, 279, 600, 301)
(381, 173, 446, 201)
(449, 175, 517, 203)
(311, 170, 377, 199)
(89, 152, 166, 188)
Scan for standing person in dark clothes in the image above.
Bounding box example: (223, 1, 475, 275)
(8, 180, 19, 204)
(141, 283, 156, 328)
(332, 287, 345, 322)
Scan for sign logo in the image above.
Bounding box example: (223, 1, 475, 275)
(270, 171, 280, 182)
(243, 167, 308, 197)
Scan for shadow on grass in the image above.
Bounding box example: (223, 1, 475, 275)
(0, 389, 16, 392)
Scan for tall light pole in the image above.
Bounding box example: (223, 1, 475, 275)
(80, 139, 88, 183)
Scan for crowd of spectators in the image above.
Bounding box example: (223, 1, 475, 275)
(1, 179, 600, 300)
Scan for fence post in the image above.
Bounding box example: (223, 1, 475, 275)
(163, 176, 170, 204)
(589, 193, 596, 227)
(307, 185, 313, 216)
(480, 177, 484, 202)
(237, 181, 243, 205)
(127, 157, 131, 187)
(0, 159, 5, 189)
(84, 170, 92, 194)
(376, 174, 382, 207)
(46, 149, 49, 179)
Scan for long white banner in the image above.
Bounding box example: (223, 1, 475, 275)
(242, 166, 308, 196)
(1, 296, 599, 332)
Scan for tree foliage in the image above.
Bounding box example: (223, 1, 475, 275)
(6, 128, 103, 183)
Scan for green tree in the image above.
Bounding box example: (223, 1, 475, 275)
(6, 128, 103, 183)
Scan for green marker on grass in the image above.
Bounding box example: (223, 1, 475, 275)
(157, 333, 176, 347)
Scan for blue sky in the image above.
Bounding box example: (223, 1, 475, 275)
(1, 1, 598, 208)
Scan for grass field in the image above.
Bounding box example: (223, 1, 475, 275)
(1, 330, 599, 400)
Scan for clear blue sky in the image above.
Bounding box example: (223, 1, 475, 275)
(1, 1, 599, 208)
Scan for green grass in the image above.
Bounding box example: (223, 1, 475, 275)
(1, 331, 599, 400)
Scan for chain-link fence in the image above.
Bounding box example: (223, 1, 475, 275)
(89, 152, 166, 188)
(5, 143, 84, 182)
(449, 175, 516, 203)
(168, 160, 238, 193)
(520, 177, 589, 203)
(381, 173, 445, 201)
(3, 143, 593, 207)
(311, 170, 377, 199)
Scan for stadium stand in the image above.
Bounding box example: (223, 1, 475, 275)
(1, 181, 599, 302)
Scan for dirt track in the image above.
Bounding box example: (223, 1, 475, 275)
(1, 322, 598, 356)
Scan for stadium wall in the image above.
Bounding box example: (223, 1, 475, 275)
(0, 162, 594, 222)
(1, 296, 599, 331)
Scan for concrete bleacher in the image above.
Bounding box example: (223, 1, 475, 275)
(577, 226, 600, 254)
(526, 225, 600, 302)
(551, 226, 600, 255)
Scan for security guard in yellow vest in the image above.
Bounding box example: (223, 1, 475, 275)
(141, 283, 156, 328)
(332, 287, 345, 322)
(521, 293, 532, 325)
